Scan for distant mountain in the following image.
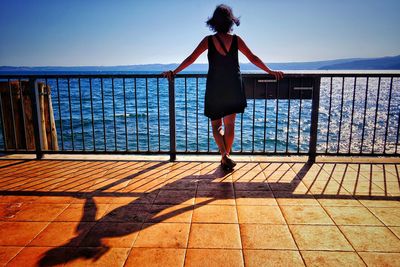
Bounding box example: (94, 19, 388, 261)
(1, 55, 399, 73)
(318, 55, 400, 70)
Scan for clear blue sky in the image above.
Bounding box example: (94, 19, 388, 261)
(1, 0, 399, 66)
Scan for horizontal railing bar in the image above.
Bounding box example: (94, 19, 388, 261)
(1, 72, 399, 80)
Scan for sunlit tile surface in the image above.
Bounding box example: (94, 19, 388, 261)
(0, 158, 399, 266)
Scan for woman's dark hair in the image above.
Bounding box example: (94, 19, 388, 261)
(206, 4, 240, 33)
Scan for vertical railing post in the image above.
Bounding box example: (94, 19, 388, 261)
(29, 78, 43, 159)
(168, 78, 176, 161)
(308, 76, 321, 163)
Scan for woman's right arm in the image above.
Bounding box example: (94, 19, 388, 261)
(163, 37, 208, 80)
(237, 36, 283, 80)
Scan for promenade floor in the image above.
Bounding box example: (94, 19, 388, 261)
(0, 155, 399, 266)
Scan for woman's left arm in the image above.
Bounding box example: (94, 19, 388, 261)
(237, 35, 283, 80)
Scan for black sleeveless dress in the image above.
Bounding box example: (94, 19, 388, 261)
(205, 34, 247, 120)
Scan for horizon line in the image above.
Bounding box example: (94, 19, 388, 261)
(1, 54, 400, 68)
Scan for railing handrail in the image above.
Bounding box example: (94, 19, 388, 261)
(1, 70, 400, 79)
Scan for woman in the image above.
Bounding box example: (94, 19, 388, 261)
(163, 4, 283, 170)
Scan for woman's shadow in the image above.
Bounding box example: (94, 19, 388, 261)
(38, 162, 230, 266)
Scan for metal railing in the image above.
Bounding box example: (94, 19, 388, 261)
(0, 72, 399, 161)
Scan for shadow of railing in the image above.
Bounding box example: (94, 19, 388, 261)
(0, 159, 399, 265)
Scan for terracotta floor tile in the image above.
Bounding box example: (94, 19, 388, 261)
(125, 168, 170, 183)
(89, 178, 130, 192)
(281, 205, 334, 225)
(0, 195, 38, 204)
(0, 247, 23, 265)
(233, 182, 270, 191)
(29, 222, 94, 247)
(115, 191, 159, 204)
(318, 198, 363, 207)
(301, 251, 365, 267)
(79, 222, 141, 248)
(10, 204, 68, 222)
(192, 205, 238, 223)
(359, 252, 400, 267)
(390, 226, 400, 239)
(289, 225, 353, 251)
(33, 196, 75, 204)
(134, 223, 190, 248)
(185, 248, 244, 267)
(197, 182, 234, 191)
(166, 167, 199, 178)
(260, 162, 294, 174)
(359, 199, 400, 208)
(124, 178, 168, 193)
(235, 191, 277, 205)
(237, 205, 285, 224)
(136, 161, 170, 170)
(232, 168, 266, 181)
(7, 246, 74, 267)
(324, 206, 383, 226)
(125, 248, 185, 267)
(387, 182, 400, 196)
(16, 178, 65, 191)
(54, 203, 109, 222)
(147, 204, 193, 223)
(368, 207, 400, 226)
(296, 171, 324, 183)
(269, 181, 307, 192)
(0, 203, 23, 220)
(261, 162, 292, 172)
(340, 226, 400, 252)
(232, 173, 263, 183)
(51, 177, 96, 192)
(188, 223, 241, 249)
(195, 190, 236, 205)
(199, 163, 228, 175)
(0, 221, 49, 246)
(163, 178, 198, 190)
(265, 170, 299, 183)
(342, 181, 386, 195)
(243, 249, 304, 267)
(274, 191, 319, 206)
(100, 204, 151, 223)
(65, 247, 130, 267)
(171, 162, 202, 170)
(91, 196, 122, 204)
(240, 224, 297, 249)
(306, 180, 349, 195)
(154, 190, 195, 205)
(110, 196, 146, 204)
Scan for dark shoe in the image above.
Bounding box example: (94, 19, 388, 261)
(220, 160, 231, 171)
(222, 155, 236, 170)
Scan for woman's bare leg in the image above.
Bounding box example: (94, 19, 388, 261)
(211, 118, 227, 157)
(223, 113, 236, 155)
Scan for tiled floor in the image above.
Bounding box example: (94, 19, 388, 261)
(0, 157, 399, 266)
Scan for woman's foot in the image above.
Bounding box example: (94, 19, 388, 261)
(221, 154, 236, 170)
